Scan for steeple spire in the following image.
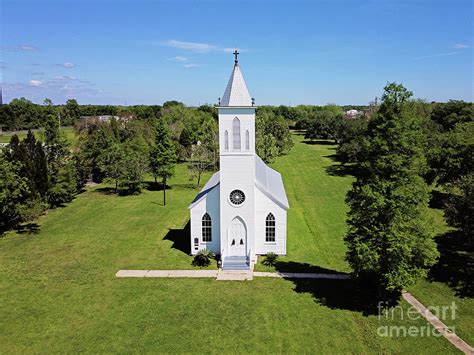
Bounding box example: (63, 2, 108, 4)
(233, 49, 239, 65)
(220, 51, 252, 107)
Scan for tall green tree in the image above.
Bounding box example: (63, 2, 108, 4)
(97, 143, 124, 192)
(63, 99, 81, 125)
(149, 120, 177, 205)
(0, 157, 29, 233)
(42, 102, 75, 206)
(445, 173, 474, 244)
(188, 142, 212, 188)
(344, 83, 439, 294)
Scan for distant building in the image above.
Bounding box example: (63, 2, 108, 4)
(345, 109, 360, 119)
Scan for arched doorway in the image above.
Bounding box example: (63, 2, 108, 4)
(228, 217, 246, 257)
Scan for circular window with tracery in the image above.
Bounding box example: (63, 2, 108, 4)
(229, 190, 246, 206)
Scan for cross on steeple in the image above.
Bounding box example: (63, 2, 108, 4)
(233, 49, 239, 64)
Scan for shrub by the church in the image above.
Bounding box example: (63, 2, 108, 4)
(192, 249, 215, 267)
(262, 252, 278, 267)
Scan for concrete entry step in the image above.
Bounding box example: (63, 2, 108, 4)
(222, 256, 250, 271)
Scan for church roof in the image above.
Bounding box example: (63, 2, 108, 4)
(188, 158, 289, 210)
(188, 171, 220, 209)
(255, 156, 289, 209)
(220, 63, 253, 107)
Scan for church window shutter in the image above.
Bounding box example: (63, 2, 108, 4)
(265, 213, 276, 242)
(245, 130, 250, 150)
(202, 213, 212, 242)
(233, 117, 241, 150)
(224, 130, 229, 150)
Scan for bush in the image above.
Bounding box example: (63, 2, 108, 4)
(192, 249, 215, 267)
(19, 197, 47, 222)
(262, 252, 279, 267)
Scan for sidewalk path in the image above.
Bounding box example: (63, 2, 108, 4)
(115, 269, 350, 280)
(402, 291, 474, 354)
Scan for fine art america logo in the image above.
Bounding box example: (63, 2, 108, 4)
(377, 301, 457, 337)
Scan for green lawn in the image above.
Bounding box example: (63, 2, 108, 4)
(0, 126, 76, 144)
(0, 133, 470, 353)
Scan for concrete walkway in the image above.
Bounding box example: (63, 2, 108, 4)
(402, 291, 474, 354)
(116, 269, 350, 281)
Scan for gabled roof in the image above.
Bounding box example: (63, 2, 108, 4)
(188, 172, 220, 209)
(188, 158, 289, 210)
(220, 64, 252, 107)
(255, 156, 289, 209)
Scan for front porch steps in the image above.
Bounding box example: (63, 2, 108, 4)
(221, 256, 250, 271)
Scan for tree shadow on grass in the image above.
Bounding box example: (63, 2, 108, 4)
(274, 260, 345, 274)
(94, 187, 120, 195)
(163, 220, 191, 255)
(428, 231, 473, 298)
(302, 139, 337, 146)
(15, 222, 40, 235)
(144, 181, 171, 192)
(325, 164, 360, 178)
(274, 261, 396, 315)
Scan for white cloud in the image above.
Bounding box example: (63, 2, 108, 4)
(18, 45, 39, 51)
(160, 40, 244, 54)
(162, 40, 216, 53)
(414, 52, 460, 60)
(454, 43, 471, 49)
(29, 80, 42, 87)
(55, 62, 75, 68)
(184, 63, 199, 68)
(173, 56, 188, 62)
(54, 75, 77, 81)
(1, 44, 39, 52)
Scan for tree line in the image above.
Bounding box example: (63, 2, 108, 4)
(0, 100, 293, 234)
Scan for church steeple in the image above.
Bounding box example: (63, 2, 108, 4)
(220, 52, 253, 107)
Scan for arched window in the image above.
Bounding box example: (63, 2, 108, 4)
(245, 130, 250, 150)
(224, 130, 229, 150)
(233, 117, 241, 150)
(265, 213, 275, 242)
(202, 213, 212, 242)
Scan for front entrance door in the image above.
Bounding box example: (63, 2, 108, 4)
(228, 217, 246, 257)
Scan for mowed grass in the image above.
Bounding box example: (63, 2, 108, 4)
(408, 207, 474, 345)
(0, 126, 76, 144)
(0, 133, 468, 353)
(256, 135, 352, 273)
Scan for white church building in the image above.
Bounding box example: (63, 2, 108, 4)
(189, 52, 289, 271)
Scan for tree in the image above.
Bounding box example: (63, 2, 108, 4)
(304, 106, 344, 142)
(445, 173, 474, 244)
(63, 99, 81, 125)
(149, 120, 177, 205)
(8, 131, 49, 197)
(97, 143, 125, 192)
(179, 126, 194, 160)
(255, 108, 293, 163)
(117, 145, 148, 194)
(336, 117, 369, 165)
(199, 116, 219, 170)
(0, 157, 29, 234)
(344, 83, 439, 295)
(188, 142, 212, 188)
(43, 105, 74, 207)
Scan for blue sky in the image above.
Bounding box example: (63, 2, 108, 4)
(1, 0, 472, 105)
